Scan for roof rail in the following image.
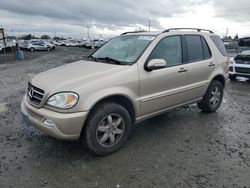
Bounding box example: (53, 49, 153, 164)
(121, 31, 146, 35)
(163, 28, 214, 34)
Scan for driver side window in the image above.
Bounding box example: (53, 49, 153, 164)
(148, 36, 182, 67)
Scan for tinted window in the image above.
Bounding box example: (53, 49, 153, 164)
(185, 35, 204, 62)
(201, 37, 211, 59)
(210, 36, 227, 56)
(239, 38, 250, 47)
(148, 36, 182, 67)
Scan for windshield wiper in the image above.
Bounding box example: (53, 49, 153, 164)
(98, 57, 123, 65)
(87, 55, 99, 61)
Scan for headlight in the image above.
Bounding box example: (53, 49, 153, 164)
(46, 92, 79, 109)
(229, 57, 235, 64)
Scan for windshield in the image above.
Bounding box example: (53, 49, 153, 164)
(91, 35, 155, 65)
(240, 50, 250, 56)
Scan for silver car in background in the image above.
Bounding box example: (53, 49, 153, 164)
(24, 41, 52, 51)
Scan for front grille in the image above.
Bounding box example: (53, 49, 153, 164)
(27, 82, 44, 105)
(235, 67, 250, 74)
(235, 60, 250, 65)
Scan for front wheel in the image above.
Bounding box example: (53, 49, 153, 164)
(198, 80, 223, 113)
(84, 102, 132, 156)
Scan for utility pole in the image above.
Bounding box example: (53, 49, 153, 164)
(148, 19, 151, 32)
(54, 28, 56, 37)
(226, 28, 228, 38)
(87, 26, 90, 39)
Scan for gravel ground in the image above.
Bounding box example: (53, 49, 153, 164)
(0, 47, 250, 188)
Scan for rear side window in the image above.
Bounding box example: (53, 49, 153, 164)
(210, 36, 227, 56)
(185, 35, 211, 62)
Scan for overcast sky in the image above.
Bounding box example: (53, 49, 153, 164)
(0, 0, 250, 38)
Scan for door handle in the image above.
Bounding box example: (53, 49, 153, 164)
(178, 67, 187, 73)
(209, 62, 215, 67)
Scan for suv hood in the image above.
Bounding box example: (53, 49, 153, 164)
(31, 60, 130, 93)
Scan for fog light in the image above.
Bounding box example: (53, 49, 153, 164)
(43, 118, 55, 127)
(228, 66, 233, 72)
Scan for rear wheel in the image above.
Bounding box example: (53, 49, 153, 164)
(46, 47, 50, 51)
(198, 80, 223, 113)
(30, 47, 34, 52)
(84, 102, 131, 156)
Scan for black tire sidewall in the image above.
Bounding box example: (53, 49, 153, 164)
(198, 81, 223, 113)
(84, 103, 132, 156)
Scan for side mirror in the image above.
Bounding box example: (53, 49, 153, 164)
(146, 59, 167, 71)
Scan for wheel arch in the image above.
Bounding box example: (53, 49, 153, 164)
(211, 74, 226, 88)
(85, 94, 136, 125)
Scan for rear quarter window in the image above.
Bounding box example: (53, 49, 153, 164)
(210, 36, 228, 56)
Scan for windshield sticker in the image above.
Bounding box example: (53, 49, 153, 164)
(138, 36, 155, 41)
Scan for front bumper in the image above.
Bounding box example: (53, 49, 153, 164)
(21, 95, 88, 140)
(228, 63, 250, 77)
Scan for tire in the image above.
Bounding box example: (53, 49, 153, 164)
(229, 74, 236, 81)
(30, 48, 34, 52)
(46, 47, 50, 51)
(198, 80, 223, 113)
(84, 102, 132, 156)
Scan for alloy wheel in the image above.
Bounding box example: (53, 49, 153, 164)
(209, 86, 221, 107)
(96, 114, 125, 148)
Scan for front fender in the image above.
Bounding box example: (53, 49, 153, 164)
(76, 86, 140, 116)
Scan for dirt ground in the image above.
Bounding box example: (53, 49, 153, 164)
(0, 47, 250, 188)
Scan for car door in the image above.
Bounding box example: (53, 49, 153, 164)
(139, 35, 188, 116)
(183, 35, 215, 101)
(32, 42, 41, 50)
(38, 42, 46, 50)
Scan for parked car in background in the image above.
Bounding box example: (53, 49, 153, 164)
(65, 41, 78, 47)
(94, 41, 106, 49)
(44, 41, 56, 50)
(78, 40, 87, 47)
(22, 28, 228, 155)
(82, 41, 92, 49)
(228, 49, 250, 80)
(24, 41, 52, 51)
(52, 40, 65, 46)
(19, 40, 30, 49)
(6, 36, 17, 48)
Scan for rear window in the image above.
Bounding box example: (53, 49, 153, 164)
(210, 36, 228, 56)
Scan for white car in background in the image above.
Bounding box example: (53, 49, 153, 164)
(228, 50, 250, 80)
(44, 41, 56, 50)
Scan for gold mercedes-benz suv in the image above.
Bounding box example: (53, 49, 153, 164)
(21, 28, 228, 155)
